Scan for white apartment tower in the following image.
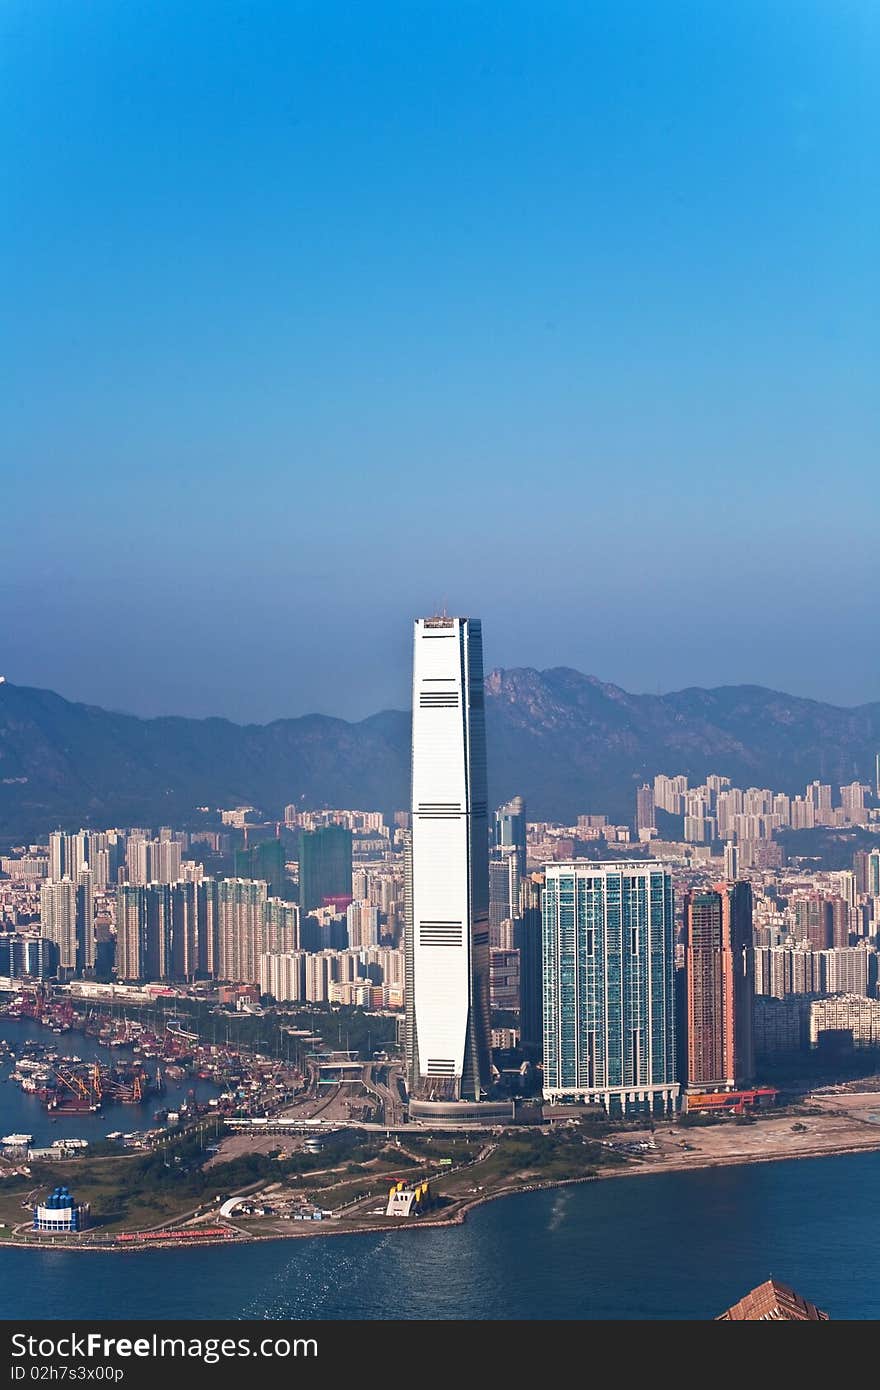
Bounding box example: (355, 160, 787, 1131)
(40, 878, 78, 974)
(724, 842, 739, 881)
(406, 616, 492, 1101)
(216, 879, 268, 984)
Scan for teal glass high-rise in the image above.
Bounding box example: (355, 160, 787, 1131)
(542, 862, 679, 1116)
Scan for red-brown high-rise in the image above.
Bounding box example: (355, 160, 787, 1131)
(685, 881, 754, 1090)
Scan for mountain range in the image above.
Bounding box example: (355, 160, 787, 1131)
(0, 670, 878, 840)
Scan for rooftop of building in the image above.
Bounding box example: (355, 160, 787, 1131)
(717, 1279, 829, 1321)
(545, 860, 670, 874)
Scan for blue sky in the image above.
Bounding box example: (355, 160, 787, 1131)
(1, 1, 877, 721)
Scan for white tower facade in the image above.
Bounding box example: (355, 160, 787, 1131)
(40, 877, 78, 973)
(407, 616, 491, 1101)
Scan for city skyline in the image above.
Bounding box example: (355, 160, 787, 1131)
(2, 2, 878, 721)
(3, 0, 879, 1335)
(4, 688, 880, 1321)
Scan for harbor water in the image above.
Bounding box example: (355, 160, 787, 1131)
(0, 1016, 219, 1148)
(0, 1142, 878, 1319)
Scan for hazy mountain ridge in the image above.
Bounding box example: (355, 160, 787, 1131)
(0, 670, 878, 838)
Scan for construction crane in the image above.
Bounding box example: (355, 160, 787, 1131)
(55, 1068, 91, 1100)
(55, 999, 75, 1029)
(19, 984, 46, 1022)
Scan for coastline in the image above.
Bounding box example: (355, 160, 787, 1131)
(5, 1129, 880, 1254)
(5, 1008, 880, 1255)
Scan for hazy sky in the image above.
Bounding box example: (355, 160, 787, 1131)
(2, 1, 877, 722)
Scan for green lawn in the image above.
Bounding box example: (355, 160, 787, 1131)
(0, 1122, 630, 1239)
(2, 1155, 213, 1234)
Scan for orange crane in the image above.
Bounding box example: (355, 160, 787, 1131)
(55, 1068, 91, 1099)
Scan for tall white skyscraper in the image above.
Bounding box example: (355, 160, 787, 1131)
(407, 616, 492, 1102)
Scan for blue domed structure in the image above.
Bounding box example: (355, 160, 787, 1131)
(33, 1185, 89, 1233)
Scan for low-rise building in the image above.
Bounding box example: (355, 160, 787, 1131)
(32, 1186, 89, 1233)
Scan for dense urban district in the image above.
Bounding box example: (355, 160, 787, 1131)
(1, 621, 880, 1250)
